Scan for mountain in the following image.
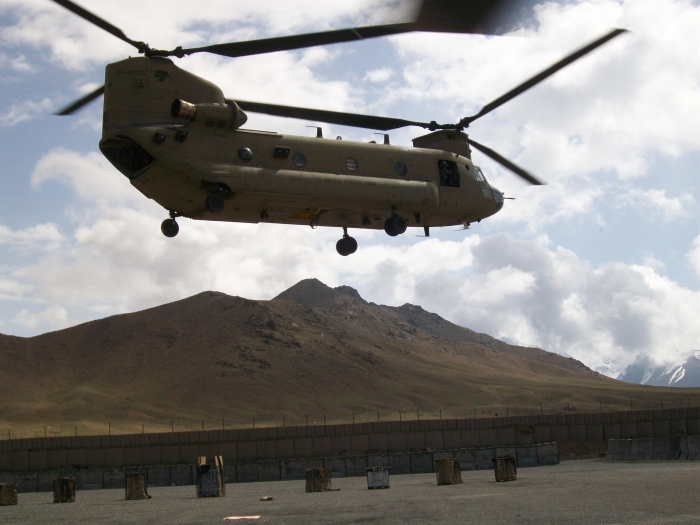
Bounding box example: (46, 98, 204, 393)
(2, 278, 698, 437)
(617, 352, 700, 387)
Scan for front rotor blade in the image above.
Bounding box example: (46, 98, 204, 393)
(468, 138, 544, 185)
(232, 100, 430, 131)
(461, 28, 627, 127)
(50, 0, 146, 52)
(55, 84, 105, 116)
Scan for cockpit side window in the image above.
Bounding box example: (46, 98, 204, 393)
(472, 166, 486, 183)
(438, 160, 460, 187)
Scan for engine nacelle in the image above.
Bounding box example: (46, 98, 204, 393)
(171, 99, 248, 130)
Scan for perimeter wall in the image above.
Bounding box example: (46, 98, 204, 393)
(1, 407, 697, 474)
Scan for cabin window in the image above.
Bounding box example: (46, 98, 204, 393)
(438, 160, 460, 187)
(293, 152, 307, 167)
(345, 157, 358, 172)
(238, 147, 253, 162)
(394, 161, 408, 177)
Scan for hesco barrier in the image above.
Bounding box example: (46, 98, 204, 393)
(608, 436, 700, 461)
(0, 443, 559, 493)
(1, 407, 697, 475)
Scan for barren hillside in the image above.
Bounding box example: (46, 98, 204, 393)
(1, 279, 697, 437)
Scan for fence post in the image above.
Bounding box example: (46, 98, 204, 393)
(352, 412, 355, 424)
(540, 405, 543, 415)
(399, 409, 401, 422)
(222, 418, 225, 430)
(377, 410, 379, 423)
(306, 415, 308, 426)
(417, 409, 420, 422)
(506, 408, 509, 417)
(142, 424, 144, 434)
(171, 419, 174, 432)
(108, 423, 111, 435)
(661, 399, 664, 409)
(283, 415, 285, 427)
(474, 408, 476, 419)
(439, 409, 442, 420)
(253, 417, 255, 429)
(324, 414, 327, 427)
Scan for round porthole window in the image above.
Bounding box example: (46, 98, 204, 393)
(345, 157, 358, 172)
(394, 161, 408, 177)
(237, 147, 252, 162)
(293, 152, 307, 167)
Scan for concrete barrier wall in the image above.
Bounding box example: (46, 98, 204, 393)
(0, 443, 560, 492)
(608, 436, 700, 461)
(1, 407, 696, 472)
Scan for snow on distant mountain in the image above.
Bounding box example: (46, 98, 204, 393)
(617, 352, 700, 387)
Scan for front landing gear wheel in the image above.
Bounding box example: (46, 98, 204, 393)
(161, 218, 179, 238)
(205, 193, 225, 213)
(384, 215, 407, 237)
(336, 227, 358, 256)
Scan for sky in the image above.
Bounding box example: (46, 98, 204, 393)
(0, 0, 698, 377)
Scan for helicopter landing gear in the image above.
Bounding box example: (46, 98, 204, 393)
(384, 214, 407, 237)
(205, 193, 225, 213)
(336, 227, 358, 256)
(161, 218, 179, 238)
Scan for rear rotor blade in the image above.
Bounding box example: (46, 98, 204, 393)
(468, 138, 543, 185)
(55, 84, 105, 116)
(50, 0, 147, 53)
(461, 28, 628, 127)
(175, 0, 534, 59)
(181, 24, 413, 59)
(232, 100, 432, 131)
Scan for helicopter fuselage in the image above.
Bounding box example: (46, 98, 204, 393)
(99, 57, 503, 233)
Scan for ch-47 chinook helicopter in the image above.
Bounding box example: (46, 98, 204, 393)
(51, 0, 626, 256)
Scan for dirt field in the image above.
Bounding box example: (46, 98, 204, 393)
(3, 460, 700, 524)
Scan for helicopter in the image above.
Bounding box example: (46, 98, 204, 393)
(50, 0, 626, 256)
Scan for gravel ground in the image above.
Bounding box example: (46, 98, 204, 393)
(2, 460, 700, 524)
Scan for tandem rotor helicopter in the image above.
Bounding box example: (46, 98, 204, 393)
(50, 0, 626, 256)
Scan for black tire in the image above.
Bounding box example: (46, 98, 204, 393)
(336, 238, 350, 256)
(385, 215, 406, 236)
(205, 193, 225, 213)
(391, 215, 407, 235)
(161, 218, 179, 238)
(345, 236, 358, 254)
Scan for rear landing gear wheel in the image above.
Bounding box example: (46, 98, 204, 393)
(336, 228, 358, 256)
(161, 218, 179, 238)
(384, 215, 407, 237)
(205, 193, 225, 213)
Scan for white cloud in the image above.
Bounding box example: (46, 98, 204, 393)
(12, 305, 68, 330)
(617, 188, 695, 221)
(0, 52, 33, 72)
(0, 222, 63, 250)
(0, 98, 52, 126)
(689, 236, 700, 278)
(364, 68, 394, 83)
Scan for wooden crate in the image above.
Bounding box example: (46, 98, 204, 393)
(305, 468, 332, 492)
(493, 456, 517, 482)
(435, 458, 463, 485)
(0, 483, 18, 506)
(196, 456, 225, 497)
(125, 473, 151, 500)
(53, 478, 75, 503)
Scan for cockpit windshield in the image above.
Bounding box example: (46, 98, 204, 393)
(472, 167, 486, 183)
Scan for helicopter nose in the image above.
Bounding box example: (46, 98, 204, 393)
(491, 187, 504, 211)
